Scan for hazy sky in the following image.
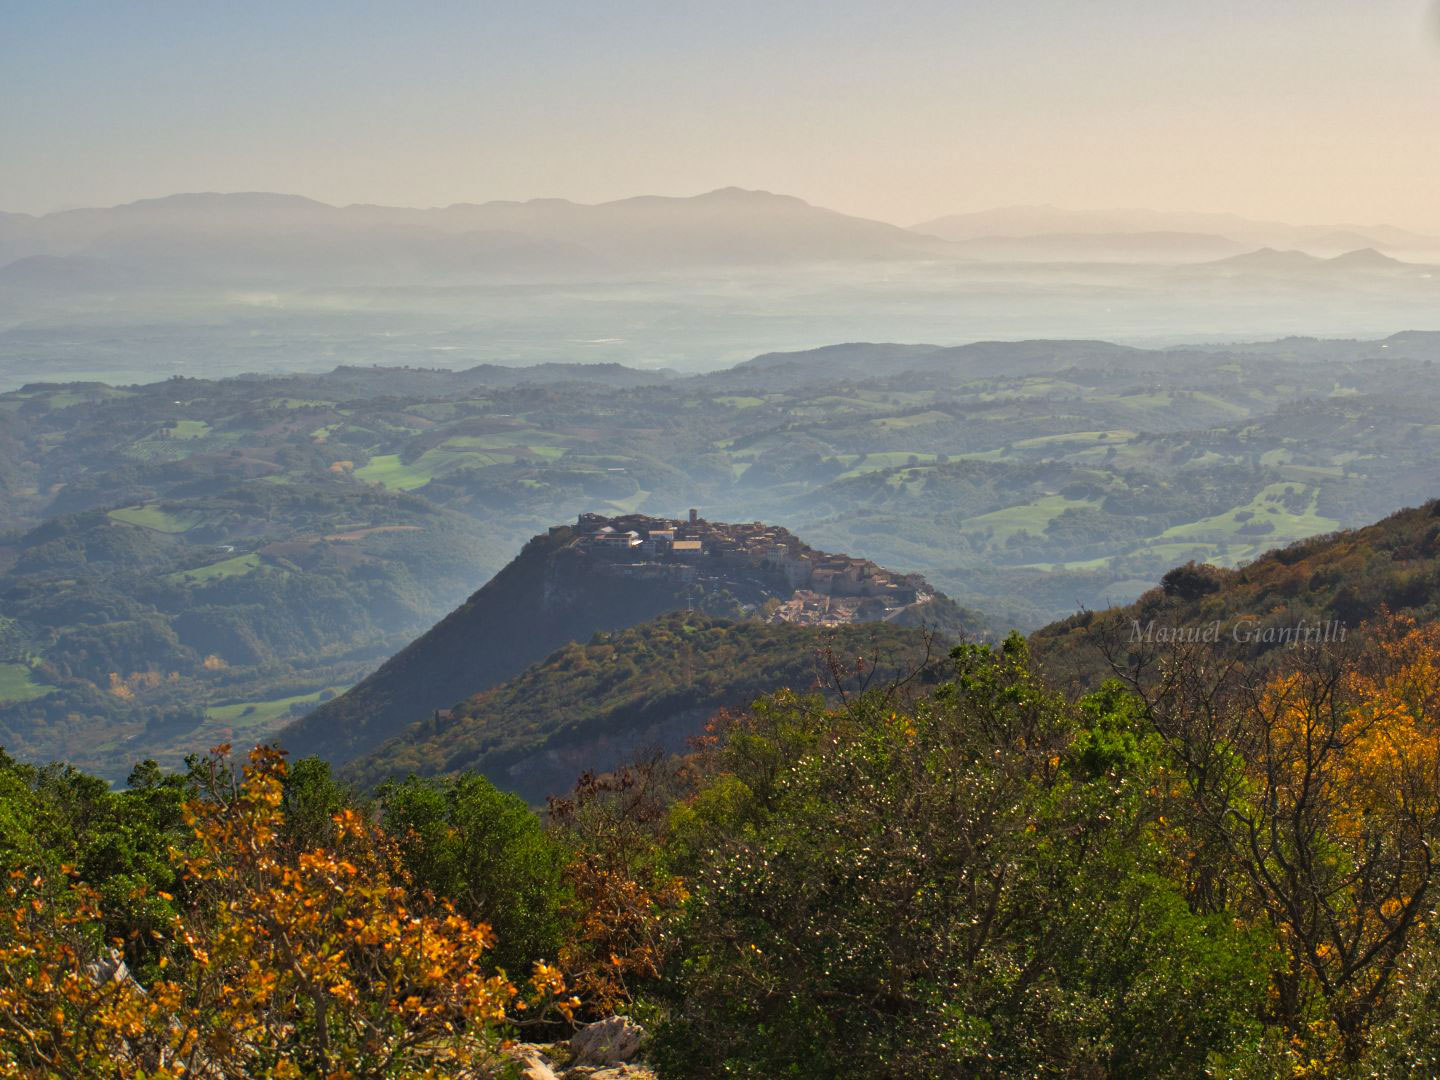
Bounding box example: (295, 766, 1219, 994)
(4, 1, 1439, 228)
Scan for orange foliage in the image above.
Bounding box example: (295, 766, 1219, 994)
(559, 854, 686, 1014)
(1336, 615, 1440, 829)
(0, 747, 569, 1077)
(1236, 614, 1440, 1057)
(549, 761, 691, 1015)
(0, 871, 186, 1075)
(107, 669, 176, 699)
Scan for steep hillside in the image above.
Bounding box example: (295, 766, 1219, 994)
(280, 513, 984, 766)
(0, 483, 506, 783)
(343, 611, 944, 801)
(1033, 498, 1440, 687)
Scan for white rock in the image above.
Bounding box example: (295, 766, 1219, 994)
(570, 1015, 647, 1067)
(510, 1044, 561, 1080)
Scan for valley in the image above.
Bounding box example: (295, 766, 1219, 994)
(16, 5, 1440, 1070)
(3, 332, 1440, 779)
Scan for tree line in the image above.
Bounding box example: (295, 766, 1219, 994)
(4, 614, 1440, 1074)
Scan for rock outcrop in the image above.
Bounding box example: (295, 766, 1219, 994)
(570, 1015, 647, 1068)
(508, 1016, 653, 1079)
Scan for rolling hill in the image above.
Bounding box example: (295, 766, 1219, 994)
(708, 337, 1154, 389)
(0, 481, 514, 782)
(7, 333, 1440, 780)
(1032, 498, 1440, 688)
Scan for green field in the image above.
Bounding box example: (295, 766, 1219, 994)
(1187, 391, 1252, 418)
(108, 504, 207, 533)
(356, 445, 534, 490)
(1011, 430, 1136, 450)
(871, 410, 952, 429)
(440, 429, 566, 448)
(205, 686, 349, 731)
(604, 488, 652, 514)
(0, 663, 55, 704)
(167, 419, 212, 439)
(441, 435, 568, 459)
(836, 451, 941, 478)
(1161, 483, 1339, 545)
(960, 495, 1099, 544)
(166, 552, 261, 584)
(354, 454, 434, 490)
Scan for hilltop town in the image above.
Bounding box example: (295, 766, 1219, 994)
(557, 510, 936, 626)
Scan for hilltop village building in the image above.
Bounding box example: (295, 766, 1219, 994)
(556, 511, 931, 626)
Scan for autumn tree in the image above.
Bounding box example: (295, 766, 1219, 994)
(0, 870, 186, 1076)
(1118, 615, 1440, 1067)
(0, 746, 571, 1077)
(548, 750, 694, 1016)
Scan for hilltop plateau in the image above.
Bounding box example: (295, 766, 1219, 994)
(280, 511, 983, 767)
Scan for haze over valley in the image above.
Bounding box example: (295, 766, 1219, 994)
(4, 328, 1439, 780)
(10, 3, 1440, 1073)
(4, 187, 1440, 387)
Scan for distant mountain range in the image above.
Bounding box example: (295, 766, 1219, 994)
(1205, 246, 1420, 274)
(944, 231, 1248, 263)
(0, 188, 952, 284)
(2, 190, 1435, 290)
(912, 204, 1440, 254)
(0, 253, 167, 292)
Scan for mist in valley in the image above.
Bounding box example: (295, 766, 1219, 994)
(4, 191, 1439, 388)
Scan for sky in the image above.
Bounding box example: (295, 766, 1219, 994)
(4, 0, 1440, 228)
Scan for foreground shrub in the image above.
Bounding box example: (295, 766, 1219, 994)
(652, 637, 1270, 1077)
(379, 771, 576, 977)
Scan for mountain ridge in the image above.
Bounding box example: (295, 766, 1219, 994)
(1199, 246, 1422, 277)
(0, 188, 954, 278)
(279, 512, 985, 767)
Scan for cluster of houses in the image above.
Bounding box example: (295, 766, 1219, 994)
(555, 511, 930, 625)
